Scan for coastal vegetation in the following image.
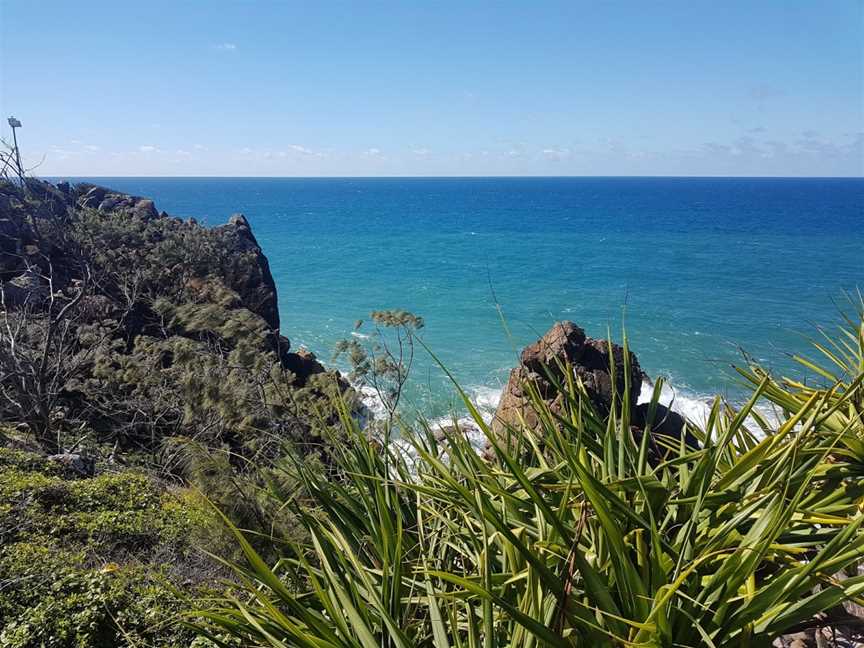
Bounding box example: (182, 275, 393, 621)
(0, 176, 353, 646)
(0, 444, 227, 647)
(192, 299, 864, 647)
(0, 175, 862, 646)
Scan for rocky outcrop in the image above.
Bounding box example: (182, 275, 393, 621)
(492, 322, 644, 439)
(0, 179, 341, 395)
(215, 213, 280, 332)
(492, 321, 696, 456)
(0, 178, 355, 464)
(75, 183, 159, 220)
(0, 181, 281, 333)
(2, 269, 49, 306)
(48, 452, 96, 477)
(282, 346, 327, 387)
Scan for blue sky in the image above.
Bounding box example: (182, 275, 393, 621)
(1, 1, 861, 176)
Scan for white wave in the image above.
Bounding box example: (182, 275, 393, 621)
(469, 384, 505, 421)
(457, 380, 724, 429)
(427, 415, 489, 455)
(411, 385, 505, 457)
(356, 372, 784, 458)
(355, 383, 388, 425)
(638, 379, 782, 434)
(447, 378, 781, 441)
(353, 382, 488, 453)
(638, 379, 714, 426)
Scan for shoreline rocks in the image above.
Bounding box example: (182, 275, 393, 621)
(492, 321, 644, 439)
(492, 321, 697, 456)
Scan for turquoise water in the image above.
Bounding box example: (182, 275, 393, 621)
(65, 177, 864, 419)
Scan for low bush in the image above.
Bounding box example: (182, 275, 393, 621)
(0, 448, 231, 647)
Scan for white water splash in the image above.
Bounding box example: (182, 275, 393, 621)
(358, 374, 784, 456)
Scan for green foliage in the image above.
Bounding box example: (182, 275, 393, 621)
(370, 309, 424, 330)
(737, 289, 864, 440)
(2, 186, 348, 461)
(194, 316, 864, 647)
(0, 182, 352, 644)
(68, 207, 252, 307)
(160, 437, 311, 556)
(0, 448, 229, 648)
(334, 309, 424, 422)
(78, 289, 339, 458)
(0, 565, 194, 648)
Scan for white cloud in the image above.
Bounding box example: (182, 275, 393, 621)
(138, 145, 157, 153)
(49, 145, 74, 160)
(214, 43, 237, 51)
(363, 147, 382, 157)
(683, 132, 863, 174)
(411, 147, 430, 157)
(283, 144, 328, 158)
(84, 145, 101, 152)
(541, 147, 570, 161)
(193, 143, 207, 150)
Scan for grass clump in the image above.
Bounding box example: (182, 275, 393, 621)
(192, 308, 864, 647)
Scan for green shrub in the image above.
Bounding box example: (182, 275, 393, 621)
(0, 566, 195, 648)
(0, 452, 229, 647)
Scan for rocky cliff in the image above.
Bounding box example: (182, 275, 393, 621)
(2, 179, 281, 334)
(0, 178, 343, 456)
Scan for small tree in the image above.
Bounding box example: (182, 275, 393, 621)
(0, 260, 92, 452)
(333, 309, 424, 434)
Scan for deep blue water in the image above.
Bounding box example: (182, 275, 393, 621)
(59, 177, 864, 419)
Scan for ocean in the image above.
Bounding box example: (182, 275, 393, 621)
(62, 177, 864, 424)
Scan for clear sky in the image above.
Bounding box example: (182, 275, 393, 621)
(1, 1, 861, 176)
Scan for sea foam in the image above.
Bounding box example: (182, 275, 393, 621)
(361, 375, 781, 458)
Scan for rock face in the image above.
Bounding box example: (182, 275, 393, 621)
(2, 270, 49, 306)
(0, 179, 328, 388)
(215, 213, 280, 332)
(282, 346, 327, 387)
(0, 180, 281, 333)
(492, 321, 701, 457)
(75, 183, 159, 220)
(492, 321, 702, 461)
(0, 180, 62, 273)
(47, 452, 96, 477)
(492, 322, 644, 439)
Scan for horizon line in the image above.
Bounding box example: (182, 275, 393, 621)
(43, 174, 864, 180)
